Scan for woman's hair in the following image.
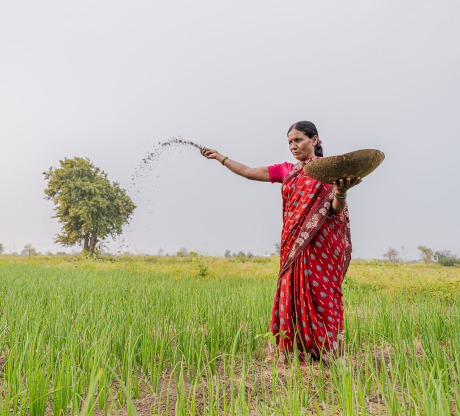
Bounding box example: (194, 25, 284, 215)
(287, 121, 323, 157)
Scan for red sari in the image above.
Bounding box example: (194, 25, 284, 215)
(268, 157, 352, 363)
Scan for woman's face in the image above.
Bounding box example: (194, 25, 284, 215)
(288, 128, 318, 161)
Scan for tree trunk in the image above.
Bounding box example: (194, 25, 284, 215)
(89, 232, 98, 256)
(83, 234, 90, 252)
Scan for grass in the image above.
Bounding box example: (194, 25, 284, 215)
(0, 255, 458, 415)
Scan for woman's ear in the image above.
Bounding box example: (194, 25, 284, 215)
(312, 135, 318, 146)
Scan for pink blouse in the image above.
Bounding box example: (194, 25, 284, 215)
(268, 162, 294, 184)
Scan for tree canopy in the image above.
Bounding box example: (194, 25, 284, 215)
(21, 244, 37, 258)
(43, 157, 136, 256)
(176, 247, 189, 257)
(434, 250, 454, 260)
(383, 246, 400, 262)
(417, 245, 433, 263)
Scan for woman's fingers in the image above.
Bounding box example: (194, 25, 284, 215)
(334, 177, 363, 190)
(345, 177, 362, 190)
(201, 148, 217, 159)
(333, 177, 362, 192)
(351, 177, 362, 187)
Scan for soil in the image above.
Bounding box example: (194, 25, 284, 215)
(81, 345, 407, 415)
(303, 149, 385, 185)
(120, 136, 205, 253)
(1, 341, 456, 415)
(131, 137, 205, 189)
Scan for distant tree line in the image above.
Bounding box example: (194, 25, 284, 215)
(224, 250, 255, 259)
(383, 246, 459, 266)
(0, 243, 70, 257)
(2, 240, 456, 267)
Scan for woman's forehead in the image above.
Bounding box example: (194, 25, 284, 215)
(288, 129, 308, 139)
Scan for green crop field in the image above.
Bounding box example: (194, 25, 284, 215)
(0, 256, 459, 415)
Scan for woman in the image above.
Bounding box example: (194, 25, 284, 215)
(201, 121, 361, 363)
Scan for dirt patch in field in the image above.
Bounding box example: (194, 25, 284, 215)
(80, 350, 392, 415)
(104, 340, 455, 415)
(1, 341, 455, 415)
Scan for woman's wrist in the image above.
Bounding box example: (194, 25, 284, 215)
(335, 191, 347, 199)
(215, 153, 224, 163)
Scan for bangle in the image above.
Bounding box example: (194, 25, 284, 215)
(222, 156, 228, 166)
(335, 192, 347, 200)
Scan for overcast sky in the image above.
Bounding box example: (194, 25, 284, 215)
(1, 0, 459, 260)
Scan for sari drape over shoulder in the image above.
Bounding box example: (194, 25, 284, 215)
(268, 157, 352, 362)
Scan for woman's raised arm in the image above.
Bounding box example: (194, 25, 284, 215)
(201, 148, 270, 182)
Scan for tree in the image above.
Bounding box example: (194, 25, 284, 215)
(0, 243, 4, 255)
(417, 245, 433, 263)
(274, 242, 281, 255)
(176, 247, 189, 257)
(439, 257, 460, 267)
(224, 249, 231, 258)
(157, 248, 164, 256)
(383, 246, 400, 262)
(22, 244, 37, 258)
(43, 157, 136, 256)
(247, 252, 254, 258)
(434, 250, 454, 260)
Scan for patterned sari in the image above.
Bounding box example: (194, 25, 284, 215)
(268, 156, 352, 363)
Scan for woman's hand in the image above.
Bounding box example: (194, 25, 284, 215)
(200, 148, 224, 163)
(333, 177, 362, 196)
(331, 177, 362, 215)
